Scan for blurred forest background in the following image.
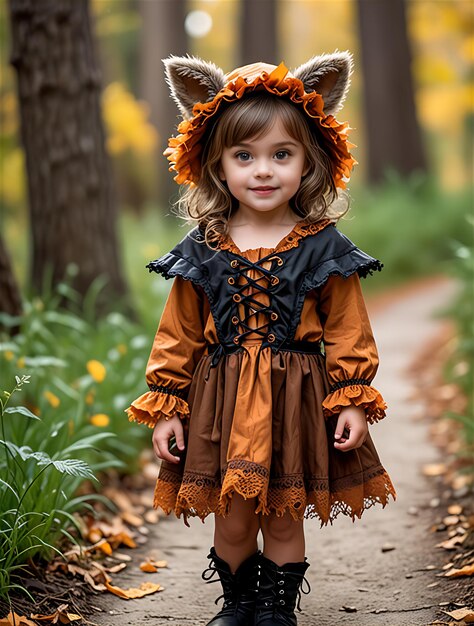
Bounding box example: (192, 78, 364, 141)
(0, 0, 472, 607)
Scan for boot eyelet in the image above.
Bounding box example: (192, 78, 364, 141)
(279, 589, 284, 595)
(280, 600, 285, 605)
(278, 580, 284, 585)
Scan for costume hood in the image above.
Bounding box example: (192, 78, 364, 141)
(163, 53, 356, 189)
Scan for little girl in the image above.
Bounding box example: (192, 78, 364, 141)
(127, 52, 396, 626)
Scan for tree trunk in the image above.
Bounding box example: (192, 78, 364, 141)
(138, 0, 187, 210)
(356, 0, 427, 183)
(240, 0, 278, 66)
(8, 0, 129, 311)
(0, 233, 22, 333)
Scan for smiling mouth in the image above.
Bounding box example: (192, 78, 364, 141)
(251, 186, 277, 193)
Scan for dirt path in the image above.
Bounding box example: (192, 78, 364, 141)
(94, 278, 459, 626)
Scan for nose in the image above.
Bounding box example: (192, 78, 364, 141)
(254, 158, 273, 178)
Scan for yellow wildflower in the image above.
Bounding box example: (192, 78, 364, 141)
(90, 413, 110, 427)
(17, 357, 25, 369)
(43, 390, 60, 408)
(4, 350, 14, 361)
(87, 360, 106, 383)
(117, 344, 127, 355)
(85, 391, 95, 405)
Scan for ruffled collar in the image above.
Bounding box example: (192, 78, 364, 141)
(218, 218, 332, 256)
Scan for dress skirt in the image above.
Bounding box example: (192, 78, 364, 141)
(153, 346, 396, 527)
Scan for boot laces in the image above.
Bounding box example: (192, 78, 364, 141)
(202, 563, 235, 606)
(260, 569, 311, 613)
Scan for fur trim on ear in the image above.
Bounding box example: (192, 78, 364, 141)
(163, 55, 226, 119)
(292, 51, 353, 115)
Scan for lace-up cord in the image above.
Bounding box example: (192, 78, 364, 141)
(202, 563, 234, 607)
(230, 255, 282, 343)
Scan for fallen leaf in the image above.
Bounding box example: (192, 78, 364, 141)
(445, 564, 474, 578)
(140, 561, 158, 573)
(448, 504, 463, 515)
(31, 603, 82, 622)
(105, 580, 163, 599)
(436, 534, 468, 550)
(443, 515, 460, 526)
(0, 613, 37, 626)
(140, 558, 168, 573)
(443, 607, 474, 622)
(422, 463, 447, 477)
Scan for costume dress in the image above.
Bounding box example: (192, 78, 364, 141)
(127, 218, 396, 526)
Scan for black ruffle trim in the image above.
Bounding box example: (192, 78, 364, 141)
(329, 378, 372, 393)
(148, 384, 188, 399)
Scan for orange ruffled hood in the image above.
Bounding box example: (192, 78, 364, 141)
(164, 61, 357, 189)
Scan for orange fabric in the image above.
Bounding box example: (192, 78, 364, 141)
(164, 62, 356, 189)
(127, 221, 385, 429)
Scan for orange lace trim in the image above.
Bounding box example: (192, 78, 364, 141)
(322, 385, 387, 424)
(218, 218, 332, 255)
(126, 391, 190, 428)
(153, 462, 396, 526)
(164, 62, 356, 189)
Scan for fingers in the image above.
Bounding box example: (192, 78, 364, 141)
(334, 413, 367, 451)
(152, 417, 185, 464)
(334, 428, 366, 451)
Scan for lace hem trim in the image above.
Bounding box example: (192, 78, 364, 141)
(153, 461, 396, 526)
(218, 219, 332, 255)
(126, 390, 190, 428)
(322, 384, 387, 424)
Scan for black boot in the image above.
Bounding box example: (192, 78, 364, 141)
(254, 555, 310, 626)
(202, 546, 261, 625)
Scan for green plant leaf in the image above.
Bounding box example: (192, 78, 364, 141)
(4, 406, 40, 420)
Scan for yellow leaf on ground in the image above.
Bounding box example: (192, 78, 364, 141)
(91, 539, 113, 555)
(0, 612, 37, 626)
(444, 563, 474, 577)
(140, 558, 168, 573)
(105, 580, 163, 599)
(443, 607, 474, 622)
(140, 561, 158, 573)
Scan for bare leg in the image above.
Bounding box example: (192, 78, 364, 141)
(214, 494, 260, 573)
(260, 512, 305, 565)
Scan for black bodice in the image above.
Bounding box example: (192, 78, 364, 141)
(146, 223, 382, 362)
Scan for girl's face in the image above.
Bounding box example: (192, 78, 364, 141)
(219, 118, 308, 218)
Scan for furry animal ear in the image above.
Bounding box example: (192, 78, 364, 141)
(163, 55, 226, 119)
(292, 51, 353, 115)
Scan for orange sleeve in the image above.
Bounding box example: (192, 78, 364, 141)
(318, 274, 387, 424)
(126, 276, 208, 428)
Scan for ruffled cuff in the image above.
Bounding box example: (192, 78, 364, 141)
(322, 382, 387, 424)
(126, 390, 190, 428)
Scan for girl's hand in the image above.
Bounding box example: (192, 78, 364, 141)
(152, 414, 185, 464)
(333, 405, 368, 451)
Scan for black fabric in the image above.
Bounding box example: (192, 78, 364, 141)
(146, 223, 382, 358)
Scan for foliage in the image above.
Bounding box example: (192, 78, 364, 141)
(339, 174, 471, 290)
(0, 375, 101, 601)
(442, 225, 474, 468)
(0, 283, 153, 474)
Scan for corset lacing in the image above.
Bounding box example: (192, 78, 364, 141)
(208, 252, 284, 369)
(230, 253, 283, 342)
